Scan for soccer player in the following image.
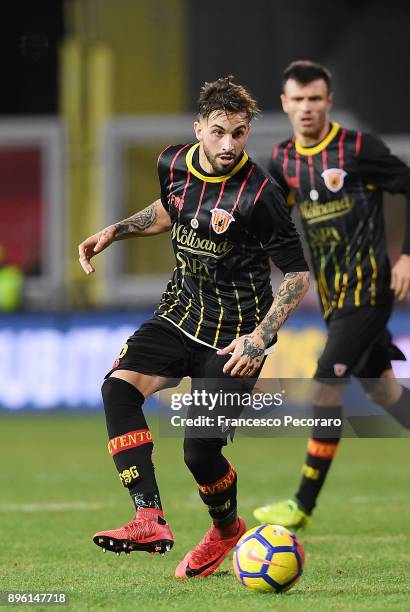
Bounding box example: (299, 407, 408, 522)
(254, 60, 410, 529)
(78, 76, 310, 578)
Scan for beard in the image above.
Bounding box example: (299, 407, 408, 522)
(203, 143, 240, 175)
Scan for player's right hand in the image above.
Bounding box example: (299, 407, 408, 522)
(78, 225, 117, 275)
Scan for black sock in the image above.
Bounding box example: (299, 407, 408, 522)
(197, 464, 238, 529)
(386, 386, 410, 429)
(183, 438, 237, 528)
(102, 377, 162, 512)
(295, 405, 343, 515)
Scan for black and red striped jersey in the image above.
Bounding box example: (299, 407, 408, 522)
(154, 142, 308, 349)
(270, 122, 410, 317)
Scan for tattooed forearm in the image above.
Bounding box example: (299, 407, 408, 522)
(241, 338, 264, 360)
(254, 271, 310, 347)
(114, 203, 158, 237)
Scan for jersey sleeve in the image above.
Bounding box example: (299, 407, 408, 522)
(358, 133, 410, 254)
(268, 156, 290, 197)
(249, 179, 309, 274)
(357, 133, 410, 194)
(156, 146, 172, 211)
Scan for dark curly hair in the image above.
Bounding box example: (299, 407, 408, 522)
(198, 76, 260, 122)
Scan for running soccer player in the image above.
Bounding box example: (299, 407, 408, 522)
(79, 76, 310, 578)
(254, 60, 410, 529)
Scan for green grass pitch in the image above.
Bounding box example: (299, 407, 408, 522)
(1, 414, 409, 611)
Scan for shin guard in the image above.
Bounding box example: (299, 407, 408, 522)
(102, 377, 162, 511)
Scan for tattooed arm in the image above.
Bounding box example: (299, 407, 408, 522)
(114, 199, 172, 238)
(252, 271, 310, 348)
(78, 199, 171, 275)
(218, 271, 310, 377)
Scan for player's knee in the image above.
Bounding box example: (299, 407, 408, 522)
(101, 377, 147, 441)
(362, 371, 402, 407)
(102, 377, 144, 412)
(366, 383, 401, 407)
(101, 377, 117, 405)
(101, 378, 125, 418)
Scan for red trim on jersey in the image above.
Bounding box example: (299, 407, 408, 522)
(322, 148, 328, 171)
(193, 180, 207, 219)
(179, 170, 191, 211)
(169, 144, 190, 195)
(253, 177, 269, 205)
(338, 128, 347, 169)
(230, 164, 255, 213)
(283, 141, 293, 178)
(355, 131, 362, 156)
(214, 180, 227, 209)
(307, 155, 315, 187)
(156, 144, 172, 169)
(272, 143, 280, 161)
(295, 151, 301, 187)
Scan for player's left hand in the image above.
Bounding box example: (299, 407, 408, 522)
(391, 254, 410, 301)
(218, 334, 265, 377)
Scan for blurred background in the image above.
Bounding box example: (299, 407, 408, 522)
(0, 0, 409, 410)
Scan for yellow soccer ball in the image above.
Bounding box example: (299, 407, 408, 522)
(233, 524, 304, 593)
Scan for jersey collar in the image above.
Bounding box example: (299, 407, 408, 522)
(185, 142, 249, 183)
(295, 122, 340, 156)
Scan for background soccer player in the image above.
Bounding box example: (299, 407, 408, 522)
(79, 76, 310, 578)
(254, 60, 410, 529)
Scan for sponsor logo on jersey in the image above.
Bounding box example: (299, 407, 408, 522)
(300, 195, 352, 223)
(210, 208, 235, 234)
(321, 168, 347, 193)
(168, 193, 184, 210)
(333, 363, 348, 377)
(176, 251, 211, 278)
(171, 223, 233, 257)
(307, 226, 341, 246)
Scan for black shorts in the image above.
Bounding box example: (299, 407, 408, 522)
(107, 316, 265, 440)
(314, 299, 405, 382)
(108, 316, 265, 380)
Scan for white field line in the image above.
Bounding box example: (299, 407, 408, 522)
(0, 501, 114, 513)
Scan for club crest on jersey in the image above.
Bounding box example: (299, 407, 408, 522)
(321, 168, 347, 193)
(210, 208, 235, 234)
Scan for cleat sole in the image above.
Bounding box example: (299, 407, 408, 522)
(93, 535, 174, 555)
